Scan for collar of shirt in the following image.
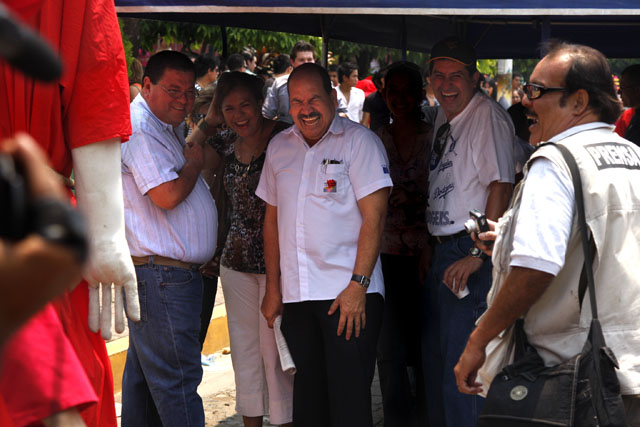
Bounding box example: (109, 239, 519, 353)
(547, 122, 615, 143)
(285, 113, 345, 148)
(132, 95, 186, 140)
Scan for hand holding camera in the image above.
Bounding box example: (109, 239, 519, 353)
(464, 209, 498, 256)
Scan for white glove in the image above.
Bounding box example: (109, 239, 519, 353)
(72, 140, 140, 340)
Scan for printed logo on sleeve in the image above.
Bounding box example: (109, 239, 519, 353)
(382, 164, 389, 174)
(584, 142, 640, 170)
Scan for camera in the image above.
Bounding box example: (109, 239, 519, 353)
(0, 154, 28, 240)
(463, 209, 493, 247)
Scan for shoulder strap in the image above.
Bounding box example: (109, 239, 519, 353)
(545, 143, 599, 321)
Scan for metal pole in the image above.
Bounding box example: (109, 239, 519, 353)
(321, 15, 329, 68)
(401, 16, 407, 61)
(540, 17, 551, 58)
(221, 26, 228, 59)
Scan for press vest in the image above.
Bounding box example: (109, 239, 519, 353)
(489, 125, 640, 395)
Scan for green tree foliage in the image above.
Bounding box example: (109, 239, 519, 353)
(476, 59, 497, 77)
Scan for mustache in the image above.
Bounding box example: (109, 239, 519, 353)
(298, 112, 321, 121)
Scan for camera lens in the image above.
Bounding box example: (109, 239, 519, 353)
(463, 218, 477, 234)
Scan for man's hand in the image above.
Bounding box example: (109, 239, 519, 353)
(72, 140, 140, 340)
(261, 286, 283, 329)
(454, 337, 486, 395)
(443, 256, 484, 294)
(470, 218, 499, 256)
(184, 140, 204, 171)
(328, 281, 367, 340)
(200, 256, 219, 279)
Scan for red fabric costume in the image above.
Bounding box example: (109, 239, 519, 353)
(0, 0, 131, 425)
(615, 107, 635, 138)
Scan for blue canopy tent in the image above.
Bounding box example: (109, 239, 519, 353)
(115, 0, 640, 59)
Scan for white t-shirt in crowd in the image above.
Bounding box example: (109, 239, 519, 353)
(336, 86, 366, 123)
(256, 115, 393, 303)
(427, 92, 515, 236)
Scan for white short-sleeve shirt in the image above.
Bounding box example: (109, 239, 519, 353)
(256, 115, 393, 303)
(427, 92, 515, 236)
(121, 96, 217, 264)
(336, 87, 366, 123)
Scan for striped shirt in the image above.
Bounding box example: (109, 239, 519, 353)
(121, 95, 217, 264)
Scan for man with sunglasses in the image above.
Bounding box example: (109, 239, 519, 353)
(120, 50, 218, 427)
(455, 43, 640, 425)
(422, 37, 515, 427)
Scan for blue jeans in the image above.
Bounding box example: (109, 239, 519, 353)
(422, 235, 492, 427)
(122, 260, 205, 427)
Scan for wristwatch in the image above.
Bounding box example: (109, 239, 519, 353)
(351, 274, 371, 289)
(469, 246, 488, 261)
(197, 118, 210, 133)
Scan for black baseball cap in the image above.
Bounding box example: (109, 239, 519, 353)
(429, 37, 476, 67)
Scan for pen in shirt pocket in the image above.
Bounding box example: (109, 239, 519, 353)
(321, 158, 343, 173)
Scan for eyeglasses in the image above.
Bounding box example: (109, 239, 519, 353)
(433, 122, 451, 159)
(157, 84, 197, 100)
(523, 83, 566, 100)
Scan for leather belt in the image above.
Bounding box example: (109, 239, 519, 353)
(429, 230, 468, 245)
(131, 255, 199, 270)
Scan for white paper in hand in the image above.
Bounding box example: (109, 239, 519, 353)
(273, 315, 296, 375)
(447, 277, 470, 299)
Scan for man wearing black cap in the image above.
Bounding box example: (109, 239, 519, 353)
(422, 37, 515, 427)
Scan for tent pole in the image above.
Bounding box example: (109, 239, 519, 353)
(221, 25, 228, 59)
(540, 17, 550, 58)
(321, 15, 329, 68)
(401, 16, 407, 61)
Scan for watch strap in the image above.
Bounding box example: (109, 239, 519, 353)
(469, 246, 488, 261)
(351, 274, 371, 289)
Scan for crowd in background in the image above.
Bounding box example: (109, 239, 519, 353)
(3, 4, 640, 423)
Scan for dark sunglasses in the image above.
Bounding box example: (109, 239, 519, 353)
(433, 122, 451, 159)
(523, 82, 566, 100)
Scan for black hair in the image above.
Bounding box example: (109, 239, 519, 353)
(546, 41, 622, 124)
(372, 70, 385, 90)
(513, 71, 523, 80)
(143, 50, 195, 84)
(272, 54, 291, 75)
(241, 51, 255, 64)
(213, 71, 264, 117)
(194, 55, 221, 78)
(384, 62, 424, 119)
(290, 40, 316, 63)
(622, 64, 640, 87)
(338, 62, 358, 84)
(327, 64, 338, 73)
(225, 53, 247, 72)
(287, 63, 332, 95)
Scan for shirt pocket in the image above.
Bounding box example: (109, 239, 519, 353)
(317, 164, 347, 195)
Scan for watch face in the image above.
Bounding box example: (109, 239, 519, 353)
(470, 246, 482, 257)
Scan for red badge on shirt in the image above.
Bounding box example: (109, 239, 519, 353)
(324, 179, 337, 193)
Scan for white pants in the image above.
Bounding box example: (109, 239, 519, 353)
(220, 266, 293, 424)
